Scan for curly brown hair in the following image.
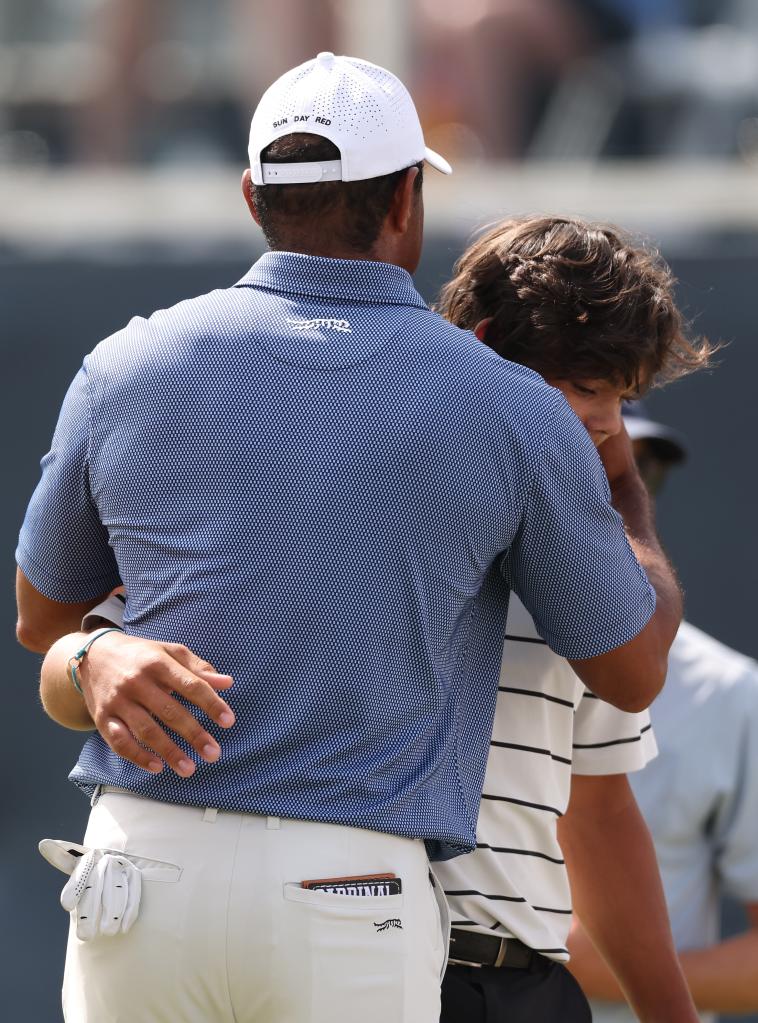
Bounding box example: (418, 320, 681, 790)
(437, 216, 714, 391)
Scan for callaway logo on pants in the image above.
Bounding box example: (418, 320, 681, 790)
(62, 789, 450, 1022)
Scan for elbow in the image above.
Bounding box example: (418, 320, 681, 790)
(16, 617, 54, 654)
(612, 657, 667, 713)
(613, 688, 659, 714)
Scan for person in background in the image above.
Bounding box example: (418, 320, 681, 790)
(569, 404, 758, 1023)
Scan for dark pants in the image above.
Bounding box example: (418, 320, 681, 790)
(441, 957, 592, 1023)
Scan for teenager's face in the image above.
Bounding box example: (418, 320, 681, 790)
(545, 378, 638, 449)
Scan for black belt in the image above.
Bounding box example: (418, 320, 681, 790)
(448, 928, 534, 969)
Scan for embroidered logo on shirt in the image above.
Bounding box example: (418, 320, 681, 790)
(286, 317, 352, 333)
(373, 918, 403, 932)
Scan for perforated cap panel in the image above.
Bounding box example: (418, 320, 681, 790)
(249, 52, 451, 183)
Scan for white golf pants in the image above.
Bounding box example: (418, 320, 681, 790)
(62, 788, 450, 1022)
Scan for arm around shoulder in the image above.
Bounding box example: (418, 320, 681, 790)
(510, 408, 680, 713)
(569, 430, 682, 712)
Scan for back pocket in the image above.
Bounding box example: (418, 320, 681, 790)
(280, 882, 406, 1021)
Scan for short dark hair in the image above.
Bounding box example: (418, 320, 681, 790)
(252, 133, 423, 254)
(437, 216, 715, 391)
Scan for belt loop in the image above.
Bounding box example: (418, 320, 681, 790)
(202, 807, 218, 823)
(266, 816, 281, 830)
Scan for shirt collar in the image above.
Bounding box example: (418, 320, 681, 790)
(235, 251, 428, 309)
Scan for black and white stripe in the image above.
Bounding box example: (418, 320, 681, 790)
(433, 595, 657, 962)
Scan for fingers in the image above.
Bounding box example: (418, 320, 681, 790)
(61, 852, 143, 940)
(80, 633, 236, 775)
(101, 717, 165, 775)
(104, 713, 204, 778)
(62, 851, 104, 941)
(103, 693, 223, 776)
(156, 653, 236, 730)
(132, 642, 236, 728)
(61, 850, 96, 912)
(162, 643, 235, 691)
(100, 856, 132, 937)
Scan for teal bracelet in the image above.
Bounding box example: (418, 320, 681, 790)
(67, 627, 123, 695)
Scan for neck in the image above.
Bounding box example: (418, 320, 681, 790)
(268, 229, 416, 274)
(269, 242, 380, 263)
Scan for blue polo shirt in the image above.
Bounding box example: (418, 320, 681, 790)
(17, 252, 654, 859)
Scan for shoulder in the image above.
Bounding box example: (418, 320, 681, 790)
(410, 309, 579, 451)
(85, 286, 247, 376)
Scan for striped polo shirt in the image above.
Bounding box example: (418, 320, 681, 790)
(17, 252, 655, 859)
(433, 594, 657, 956)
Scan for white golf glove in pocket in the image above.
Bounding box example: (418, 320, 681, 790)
(39, 839, 142, 941)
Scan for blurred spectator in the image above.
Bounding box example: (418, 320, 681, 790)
(71, 0, 160, 164)
(1, 0, 757, 165)
(574, 0, 688, 37)
(411, 0, 594, 159)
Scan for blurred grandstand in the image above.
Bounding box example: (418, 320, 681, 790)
(0, 0, 757, 253)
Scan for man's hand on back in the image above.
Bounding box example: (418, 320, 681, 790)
(42, 631, 235, 778)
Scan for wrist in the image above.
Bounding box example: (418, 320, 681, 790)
(610, 471, 657, 540)
(69, 627, 124, 695)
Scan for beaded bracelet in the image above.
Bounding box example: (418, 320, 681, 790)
(67, 627, 123, 695)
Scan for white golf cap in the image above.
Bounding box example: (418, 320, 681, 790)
(249, 51, 452, 185)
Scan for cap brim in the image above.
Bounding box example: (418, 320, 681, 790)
(623, 416, 687, 463)
(424, 146, 452, 175)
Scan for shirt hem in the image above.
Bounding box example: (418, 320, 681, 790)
(69, 772, 475, 862)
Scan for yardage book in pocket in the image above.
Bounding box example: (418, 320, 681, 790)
(301, 873, 402, 896)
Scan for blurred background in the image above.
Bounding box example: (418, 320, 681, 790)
(2, 1, 757, 1020)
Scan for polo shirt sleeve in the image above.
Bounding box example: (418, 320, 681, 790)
(713, 670, 758, 904)
(571, 690, 657, 776)
(16, 363, 120, 602)
(502, 395, 656, 661)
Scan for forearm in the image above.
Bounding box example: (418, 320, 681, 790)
(611, 471, 682, 650)
(678, 930, 758, 1013)
(569, 919, 758, 1015)
(16, 568, 108, 654)
(566, 919, 624, 1001)
(40, 632, 96, 730)
(599, 428, 682, 660)
(560, 776, 698, 1022)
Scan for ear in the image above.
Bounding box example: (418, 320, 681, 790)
(387, 166, 420, 234)
(473, 318, 493, 341)
(241, 169, 261, 226)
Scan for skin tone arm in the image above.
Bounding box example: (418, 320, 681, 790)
(558, 773, 699, 1023)
(16, 568, 107, 653)
(566, 424, 683, 712)
(568, 901, 758, 1015)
